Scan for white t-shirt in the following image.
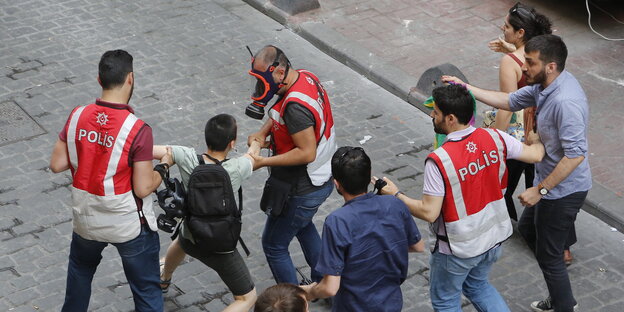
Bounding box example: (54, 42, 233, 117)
(171, 146, 252, 191)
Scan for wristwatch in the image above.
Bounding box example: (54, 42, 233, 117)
(537, 183, 548, 196)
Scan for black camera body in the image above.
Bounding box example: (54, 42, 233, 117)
(156, 177, 187, 233)
(373, 178, 387, 195)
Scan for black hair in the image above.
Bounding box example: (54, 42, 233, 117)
(204, 114, 237, 151)
(331, 146, 371, 195)
(508, 2, 552, 44)
(525, 34, 568, 72)
(431, 84, 474, 125)
(98, 50, 133, 90)
(255, 283, 307, 312)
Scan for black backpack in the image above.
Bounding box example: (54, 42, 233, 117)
(184, 154, 249, 256)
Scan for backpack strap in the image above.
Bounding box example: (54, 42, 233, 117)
(236, 186, 251, 256)
(197, 154, 206, 165)
(204, 153, 223, 165)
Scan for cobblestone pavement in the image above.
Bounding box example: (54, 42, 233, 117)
(1, 0, 623, 311)
(292, 0, 624, 204)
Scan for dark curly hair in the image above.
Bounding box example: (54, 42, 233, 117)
(508, 2, 553, 44)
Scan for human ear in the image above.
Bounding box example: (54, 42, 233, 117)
(126, 72, 134, 85)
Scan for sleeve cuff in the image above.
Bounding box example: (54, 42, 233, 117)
(563, 146, 587, 159)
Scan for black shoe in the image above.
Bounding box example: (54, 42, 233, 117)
(531, 297, 578, 312)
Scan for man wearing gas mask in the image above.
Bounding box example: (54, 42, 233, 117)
(246, 45, 336, 285)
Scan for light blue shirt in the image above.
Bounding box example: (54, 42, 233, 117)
(509, 70, 592, 199)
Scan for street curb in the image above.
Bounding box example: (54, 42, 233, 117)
(241, 0, 430, 113)
(241, 0, 624, 232)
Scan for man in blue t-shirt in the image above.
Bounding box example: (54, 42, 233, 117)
(301, 147, 424, 312)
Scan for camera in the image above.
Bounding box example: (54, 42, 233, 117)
(373, 178, 387, 195)
(156, 176, 187, 233)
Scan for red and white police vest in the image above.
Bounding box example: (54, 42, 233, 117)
(427, 128, 512, 258)
(66, 103, 157, 243)
(268, 70, 336, 186)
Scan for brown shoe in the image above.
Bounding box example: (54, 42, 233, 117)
(564, 249, 573, 266)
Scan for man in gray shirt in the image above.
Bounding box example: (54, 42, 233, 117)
(443, 34, 590, 312)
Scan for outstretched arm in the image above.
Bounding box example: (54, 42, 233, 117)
(301, 275, 341, 301)
(372, 176, 443, 223)
(132, 160, 163, 198)
(442, 75, 511, 110)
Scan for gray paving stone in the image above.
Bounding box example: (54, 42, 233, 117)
(1, 0, 623, 311)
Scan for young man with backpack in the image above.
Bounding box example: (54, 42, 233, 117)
(153, 114, 261, 312)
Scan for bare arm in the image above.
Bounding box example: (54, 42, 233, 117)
(441, 75, 511, 110)
(153, 145, 170, 161)
(542, 156, 586, 190)
(409, 239, 425, 252)
(518, 155, 585, 207)
(243, 140, 262, 170)
(50, 139, 70, 173)
(514, 131, 545, 164)
(132, 160, 163, 198)
(488, 36, 517, 53)
(399, 194, 444, 223)
(252, 127, 317, 168)
(247, 119, 272, 147)
(302, 275, 341, 300)
(492, 56, 521, 130)
(373, 176, 443, 223)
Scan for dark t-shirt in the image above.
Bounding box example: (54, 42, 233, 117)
(316, 193, 421, 312)
(273, 102, 320, 195)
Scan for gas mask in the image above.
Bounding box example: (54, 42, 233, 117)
(245, 45, 290, 120)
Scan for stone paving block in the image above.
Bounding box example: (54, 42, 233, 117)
(202, 298, 228, 311)
(113, 297, 137, 312)
(1, 0, 623, 310)
(7, 287, 41, 306)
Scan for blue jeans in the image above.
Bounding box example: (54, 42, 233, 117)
(518, 191, 587, 312)
(429, 246, 510, 312)
(262, 180, 333, 284)
(62, 226, 163, 312)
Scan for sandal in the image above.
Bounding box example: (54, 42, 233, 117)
(159, 261, 172, 293)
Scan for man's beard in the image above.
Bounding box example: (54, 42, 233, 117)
(432, 118, 446, 135)
(526, 67, 547, 85)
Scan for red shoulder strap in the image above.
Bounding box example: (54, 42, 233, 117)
(506, 53, 523, 67)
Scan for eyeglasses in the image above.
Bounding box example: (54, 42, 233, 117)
(510, 2, 535, 22)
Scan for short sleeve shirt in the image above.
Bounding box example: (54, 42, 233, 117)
(316, 193, 421, 312)
(169, 145, 253, 242)
(169, 146, 252, 191)
(283, 102, 315, 135)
